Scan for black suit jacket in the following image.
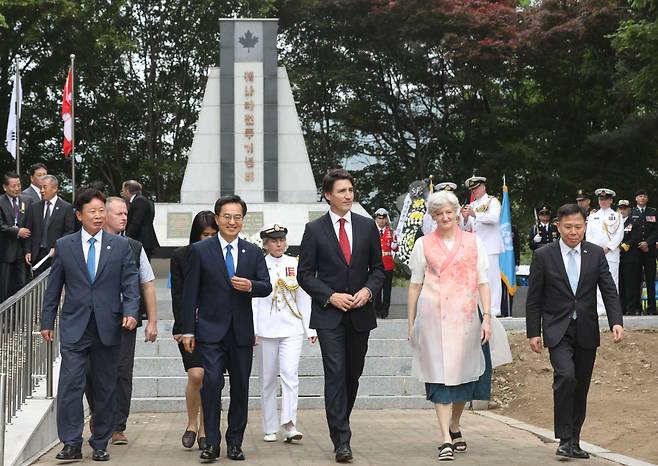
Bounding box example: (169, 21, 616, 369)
(298, 211, 385, 332)
(0, 194, 32, 262)
(526, 241, 623, 349)
(23, 197, 75, 256)
(170, 244, 190, 335)
(628, 206, 657, 256)
(126, 193, 160, 251)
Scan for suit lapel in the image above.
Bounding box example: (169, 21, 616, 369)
(321, 213, 348, 266)
(576, 243, 591, 296)
(45, 198, 63, 231)
(550, 242, 574, 296)
(70, 231, 91, 284)
(235, 238, 247, 277)
(0, 195, 13, 223)
(95, 233, 114, 280)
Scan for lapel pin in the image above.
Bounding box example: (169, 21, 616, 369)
(583, 249, 588, 254)
(107, 245, 111, 249)
(55, 206, 60, 210)
(242, 249, 246, 253)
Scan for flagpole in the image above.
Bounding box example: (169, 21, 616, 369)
(70, 54, 75, 203)
(14, 57, 20, 176)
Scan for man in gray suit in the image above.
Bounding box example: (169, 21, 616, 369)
(21, 162, 47, 202)
(41, 188, 140, 462)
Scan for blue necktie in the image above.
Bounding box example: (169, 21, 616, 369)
(567, 249, 578, 319)
(225, 244, 235, 278)
(87, 237, 97, 282)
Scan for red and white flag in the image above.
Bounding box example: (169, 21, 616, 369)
(62, 70, 73, 157)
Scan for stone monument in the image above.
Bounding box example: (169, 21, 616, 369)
(154, 19, 369, 247)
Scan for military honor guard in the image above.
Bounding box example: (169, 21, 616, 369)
(373, 208, 398, 318)
(576, 189, 593, 218)
(529, 205, 559, 250)
(460, 176, 504, 317)
(617, 200, 632, 313)
(253, 224, 317, 444)
(623, 189, 657, 315)
(585, 189, 625, 316)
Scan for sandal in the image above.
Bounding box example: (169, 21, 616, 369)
(438, 443, 454, 461)
(450, 430, 467, 452)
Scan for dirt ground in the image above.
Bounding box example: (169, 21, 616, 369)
(491, 330, 658, 464)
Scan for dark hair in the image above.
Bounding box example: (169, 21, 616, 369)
(189, 210, 218, 245)
(557, 203, 586, 221)
(3, 171, 20, 185)
(29, 163, 47, 176)
(321, 169, 353, 202)
(214, 194, 247, 216)
(74, 188, 106, 212)
(87, 180, 106, 192)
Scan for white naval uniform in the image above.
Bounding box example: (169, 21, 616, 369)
(461, 194, 504, 316)
(585, 207, 624, 316)
(252, 254, 316, 434)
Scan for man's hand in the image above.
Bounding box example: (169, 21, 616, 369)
(329, 293, 354, 312)
(602, 246, 610, 255)
(351, 288, 371, 308)
(25, 253, 31, 265)
(254, 335, 261, 346)
(144, 320, 157, 342)
(231, 276, 252, 292)
(612, 324, 624, 343)
(173, 334, 182, 343)
(122, 316, 137, 331)
(18, 227, 30, 239)
(639, 241, 649, 253)
(308, 336, 317, 344)
(41, 329, 54, 342)
(461, 205, 473, 219)
(529, 336, 542, 353)
(183, 335, 195, 353)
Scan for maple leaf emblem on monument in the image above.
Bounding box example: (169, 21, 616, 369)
(239, 30, 259, 52)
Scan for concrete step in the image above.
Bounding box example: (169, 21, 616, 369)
(130, 395, 430, 412)
(133, 356, 413, 377)
(131, 375, 425, 398)
(134, 337, 413, 358)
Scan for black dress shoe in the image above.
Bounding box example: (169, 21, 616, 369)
(199, 445, 220, 462)
(198, 436, 208, 450)
(92, 449, 110, 461)
(182, 430, 197, 449)
(571, 443, 590, 459)
(556, 439, 571, 458)
(227, 444, 245, 460)
(56, 445, 82, 461)
(335, 443, 353, 463)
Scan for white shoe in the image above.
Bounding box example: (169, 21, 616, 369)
(264, 433, 277, 442)
(283, 429, 303, 443)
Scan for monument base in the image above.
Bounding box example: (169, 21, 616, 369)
(154, 202, 371, 248)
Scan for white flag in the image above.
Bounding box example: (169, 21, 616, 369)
(5, 75, 22, 159)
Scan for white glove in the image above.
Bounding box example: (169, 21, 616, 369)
(533, 234, 542, 243)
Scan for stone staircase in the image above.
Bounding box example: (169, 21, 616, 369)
(130, 280, 428, 412)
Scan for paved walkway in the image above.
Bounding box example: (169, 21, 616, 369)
(32, 410, 619, 465)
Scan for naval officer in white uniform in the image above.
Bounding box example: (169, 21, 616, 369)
(460, 176, 504, 317)
(253, 224, 317, 443)
(586, 188, 625, 316)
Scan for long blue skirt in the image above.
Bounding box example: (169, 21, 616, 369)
(424, 340, 492, 405)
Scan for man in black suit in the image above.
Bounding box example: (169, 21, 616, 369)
(21, 162, 47, 203)
(298, 169, 385, 463)
(24, 175, 75, 274)
(182, 195, 271, 462)
(121, 180, 160, 259)
(0, 172, 32, 301)
(526, 203, 624, 459)
(529, 205, 559, 250)
(624, 189, 657, 315)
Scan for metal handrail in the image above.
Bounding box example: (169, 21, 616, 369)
(0, 268, 60, 465)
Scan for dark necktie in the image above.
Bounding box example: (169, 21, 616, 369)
(339, 218, 351, 264)
(11, 197, 19, 223)
(225, 244, 235, 278)
(41, 201, 51, 248)
(380, 229, 384, 237)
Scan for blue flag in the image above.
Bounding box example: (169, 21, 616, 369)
(499, 179, 516, 295)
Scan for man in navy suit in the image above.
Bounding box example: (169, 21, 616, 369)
(526, 203, 624, 459)
(41, 189, 140, 462)
(182, 194, 271, 462)
(298, 169, 385, 462)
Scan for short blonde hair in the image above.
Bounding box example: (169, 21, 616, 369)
(427, 191, 460, 215)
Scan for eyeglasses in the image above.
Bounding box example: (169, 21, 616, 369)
(220, 214, 244, 222)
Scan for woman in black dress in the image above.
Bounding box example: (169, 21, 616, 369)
(171, 211, 218, 450)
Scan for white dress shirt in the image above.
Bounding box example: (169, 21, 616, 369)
(43, 195, 58, 219)
(81, 228, 103, 276)
(218, 234, 240, 270)
(328, 210, 352, 252)
(559, 239, 581, 278)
